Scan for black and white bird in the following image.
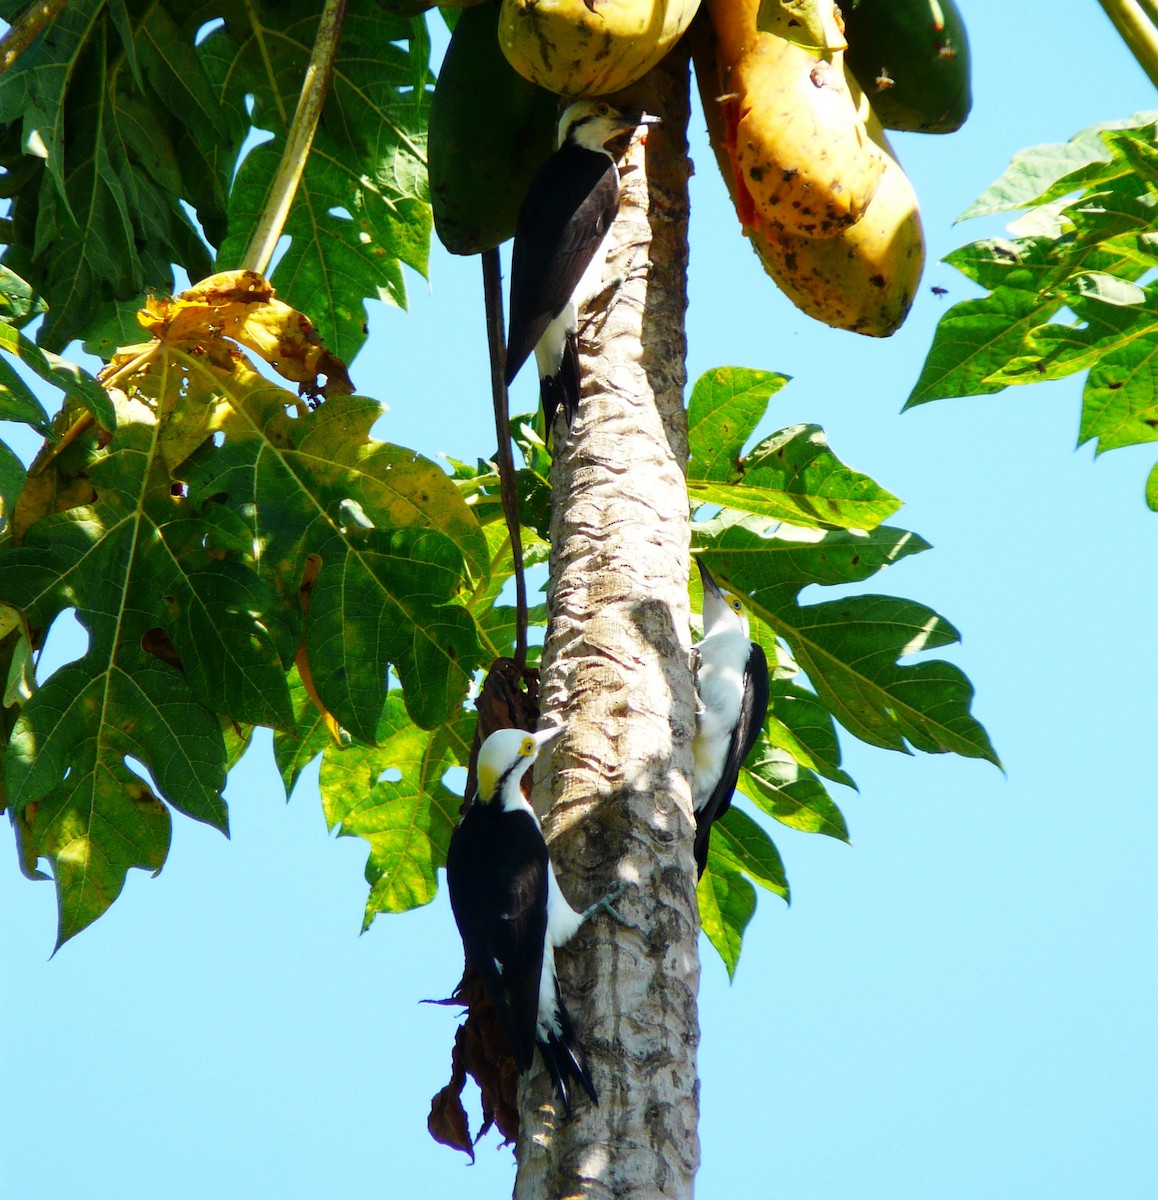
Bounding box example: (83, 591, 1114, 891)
(691, 560, 771, 876)
(505, 100, 656, 435)
(446, 725, 624, 1113)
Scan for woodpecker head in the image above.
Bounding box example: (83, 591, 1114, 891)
(475, 725, 565, 805)
(557, 100, 658, 153)
(698, 559, 751, 638)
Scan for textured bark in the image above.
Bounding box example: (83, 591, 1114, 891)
(515, 57, 698, 1200)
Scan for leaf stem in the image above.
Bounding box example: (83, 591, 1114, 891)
(1097, 0, 1158, 90)
(240, 0, 349, 275)
(481, 248, 528, 674)
(0, 0, 71, 75)
(27, 411, 91, 477)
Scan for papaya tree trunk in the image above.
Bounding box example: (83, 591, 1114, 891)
(517, 56, 699, 1200)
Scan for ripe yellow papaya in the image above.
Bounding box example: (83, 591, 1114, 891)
(498, 0, 701, 98)
(692, 14, 924, 336)
(704, 0, 884, 238)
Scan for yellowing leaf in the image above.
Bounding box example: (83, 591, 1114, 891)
(134, 270, 354, 396)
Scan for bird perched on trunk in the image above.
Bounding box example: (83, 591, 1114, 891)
(446, 724, 627, 1113)
(505, 99, 657, 435)
(691, 559, 771, 876)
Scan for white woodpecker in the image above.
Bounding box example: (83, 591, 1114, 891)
(691, 559, 771, 876)
(505, 99, 658, 435)
(446, 725, 627, 1113)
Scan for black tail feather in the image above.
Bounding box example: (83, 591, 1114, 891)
(537, 998, 597, 1115)
(539, 331, 581, 439)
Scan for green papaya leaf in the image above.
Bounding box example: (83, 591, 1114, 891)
(959, 113, 1158, 220)
(697, 857, 757, 981)
(709, 806, 790, 899)
(766, 679, 855, 790)
(0, 395, 233, 947)
(0, 1, 223, 349)
(0, 324, 113, 429)
(273, 665, 334, 800)
(688, 367, 902, 530)
(207, 0, 433, 363)
(319, 695, 473, 926)
(740, 736, 850, 842)
(911, 114, 1158, 499)
(777, 595, 997, 762)
(0, 262, 47, 327)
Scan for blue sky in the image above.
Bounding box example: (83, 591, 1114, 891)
(2, 2, 1156, 1197)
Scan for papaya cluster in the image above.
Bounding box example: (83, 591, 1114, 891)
(691, 0, 969, 337)
(428, 0, 971, 336)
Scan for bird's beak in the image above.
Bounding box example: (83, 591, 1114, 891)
(616, 111, 661, 137)
(697, 557, 724, 599)
(533, 724, 566, 750)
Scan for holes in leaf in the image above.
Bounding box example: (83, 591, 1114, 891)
(195, 18, 224, 44)
(124, 755, 162, 802)
(377, 767, 402, 785)
(36, 609, 89, 683)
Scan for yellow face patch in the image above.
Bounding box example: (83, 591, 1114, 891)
(477, 761, 499, 802)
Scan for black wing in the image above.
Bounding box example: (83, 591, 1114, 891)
(693, 642, 771, 876)
(446, 803, 549, 1071)
(505, 142, 619, 385)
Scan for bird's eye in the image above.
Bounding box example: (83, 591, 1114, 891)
(597, 103, 611, 116)
(520, 737, 536, 756)
(731, 598, 743, 613)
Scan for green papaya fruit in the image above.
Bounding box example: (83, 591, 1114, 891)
(428, 1, 558, 256)
(841, 0, 972, 133)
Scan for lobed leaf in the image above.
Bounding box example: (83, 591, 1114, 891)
(709, 806, 790, 900)
(0, 393, 232, 947)
(0, 0, 226, 349)
(0, 322, 113, 429)
(911, 113, 1158, 495)
(960, 113, 1158, 220)
(688, 367, 900, 530)
(319, 695, 473, 926)
(207, 0, 433, 362)
(765, 679, 855, 789)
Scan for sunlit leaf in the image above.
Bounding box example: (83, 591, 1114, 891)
(273, 664, 334, 799)
(709, 806, 789, 899)
(688, 367, 901, 530)
(207, 0, 433, 362)
(741, 736, 850, 841)
(319, 695, 473, 925)
(911, 113, 1158, 499)
(0, 393, 232, 947)
(697, 858, 757, 981)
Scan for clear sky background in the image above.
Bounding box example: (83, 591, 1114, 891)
(2, 2, 1156, 1197)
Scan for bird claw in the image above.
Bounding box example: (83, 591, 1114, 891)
(581, 879, 638, 930)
